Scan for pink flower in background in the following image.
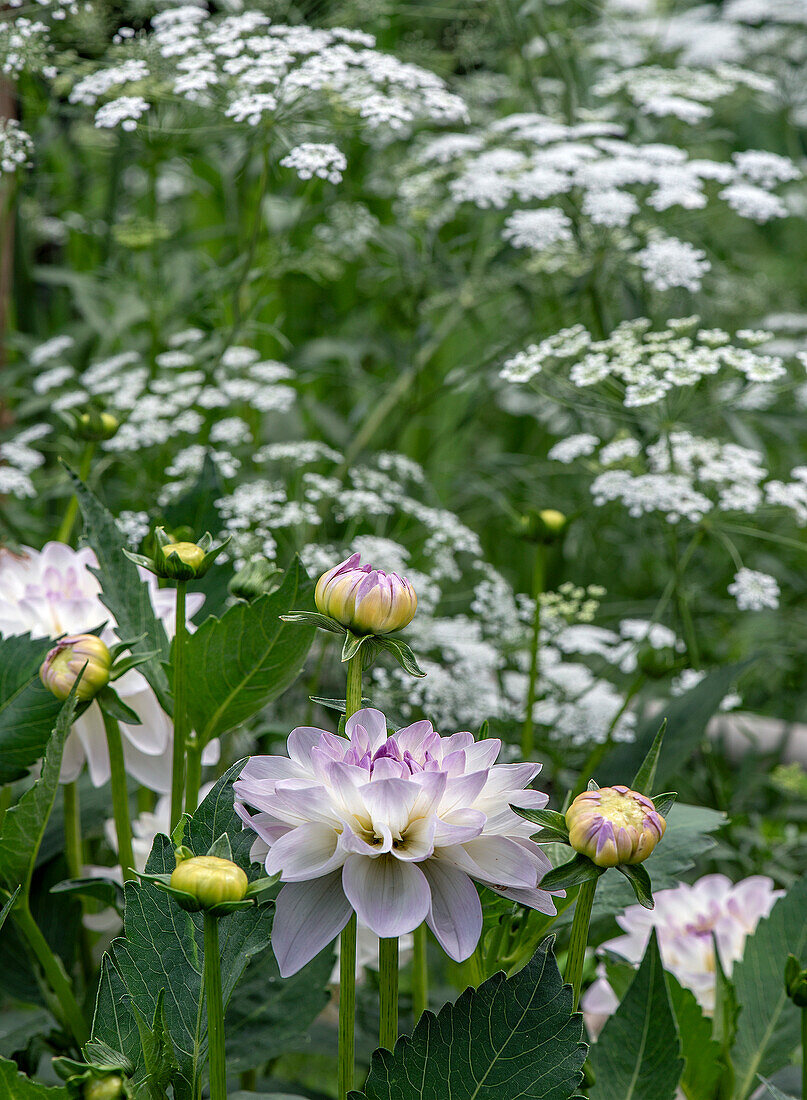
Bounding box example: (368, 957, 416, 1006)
(234, 707, 556, 976)
(0, 541, 217, 790)
(582, 874, 782, 1030)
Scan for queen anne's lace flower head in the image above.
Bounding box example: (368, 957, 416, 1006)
(234, 708, 557, 975)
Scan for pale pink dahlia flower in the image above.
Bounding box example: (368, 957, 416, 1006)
(234, 708, 557, 977)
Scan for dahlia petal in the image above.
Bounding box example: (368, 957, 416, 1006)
(342, 854, 430, 938)
(360, 778, 418, 835)
(272, 873, 352, 977)
(75, 706, 111, 788)
(433, 808, 486, 846)
(237, 755, 306, 785)
(448, 835, 539, 889)
(422, 860, 482, 962)
(265, 821, 343, 881)
(345, 708, 388, 751)
(394, 720, 434, 754)
(287, 726, 327, 768)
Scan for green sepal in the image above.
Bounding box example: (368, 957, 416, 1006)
(632, 718, 667, 794)
(587, 778, 599, 791)
(121, 549, 161, 577)
(341, 629, 370, 663)
(374, 635, 426, 678)
(108, 634, 148, 663)
(97, 686, 142, 726)
(616, 863, 654, 909)
(530, 826, 573, 846)
(108, 650, 158, 681)
(243, 873, 280, 900)
(171, 814, 190, 848)
(651, 791, 677, 817)
(514, 807, 569, 835)
(280, 611, 346, 634)
(206, 832, 233, 861)
(540, 853, 606, 891)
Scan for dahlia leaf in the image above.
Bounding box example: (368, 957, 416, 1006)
(0, 633, 62, 785)
(0, 1055, 68, 1097)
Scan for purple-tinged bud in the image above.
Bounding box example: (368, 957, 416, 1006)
(170, 855, 248, 910)
(315, 553, 417, 635)
(40, 634, 111, 702)
(566, 785, 666, 868)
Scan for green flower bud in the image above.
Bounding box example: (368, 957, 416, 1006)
(84, 1076, 125, 1100)
(40, 634, 112, 702)
(164, 541, 206, 571)
(785, 954, 807, 1007)
(566, 785, 666, 868)
(170, 856, 248, 911)
(123, 527, 229, 581)
(75, 409, 120, 442)
(513, 508, 567, 544)
(229, 557, 281, 602)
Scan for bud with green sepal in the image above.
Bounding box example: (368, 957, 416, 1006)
(513, 507, 567, 544)
(123, 526, 231, 582)
(72, 407, 120, 443)
(786, 954, 807, 1008)
(282, 552, 425, 678)
(566, 785, 667, 868)
(229, 556, 283, 601)
(40, 634, 112, 702)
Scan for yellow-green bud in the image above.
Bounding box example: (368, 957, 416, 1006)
(566, 785, 666, 868)
(40, 634, 111, 702)
(84, 1077, 125, 1100)
(170, 856, 248, 910)
(76, 410, 119, 442)
(164, 542, 206, 570)
(315, 553, 417, 635)
(539, 508, 566, 533)
(229, 557, 281, 602)
(514, 509, 567, 544)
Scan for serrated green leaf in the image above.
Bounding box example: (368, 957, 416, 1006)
(183, 558, 315, 745)
(350, 937, 586, 1100)
(0, 1055, 69, 1097)
(50, 877, 124, 910)
(666, 975, 723, 1100)
(0, 687, 79, 894)
(589, 931, 683, 1100)
(0, 633, 62, 784)
(67, 468, 172, 712)
(731, 875, 807, 1099)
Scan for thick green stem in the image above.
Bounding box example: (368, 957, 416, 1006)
(345, 654, 363, 720)
(338, 913, 357, 1100)
(13, 901, 88, 1046)
(204, 913, 227, 1100)
(101, 710, 135, 882)
(563, 879, 598, 1010)
(170, 581, 188, 831)
(63, 782, 83, 880)
(185, 736, 203, 813)
(521, 547, 545, 759)
(411, 923, 428, 1021)
(379, 937, 399, 1050)
(56, 442, 94, 545)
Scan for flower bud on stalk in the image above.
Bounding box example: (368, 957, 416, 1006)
(40, 634, 111, 702)
(123, 526, 230, 582)
(75, 409, 120, 443)
(514, 508, 567, 544)
(170, 855, 248, 912)
(164, 541, 206, 571)
(83, 1077, 126, 1100)
(566, 785, 666, 868)
(229, 557, 281, 602)
(315, 553, 417, 635)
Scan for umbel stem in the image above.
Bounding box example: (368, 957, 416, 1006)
(203, 912, 227, 1100)
(170, 580, 188, 831)
(338, 653, 363, 1100)
(564, 878, 598, 1010)
(379, 936, 399, 1049)
(101, 709, 136, 881)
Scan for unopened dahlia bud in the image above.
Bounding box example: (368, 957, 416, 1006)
(164, 541, 206, 571)
(514, 508, 567, 544)
(75, 409, 119, 442)
(84, 1076, 125, 1100)
(170, 855, 248, 911)
(315, 553, 417, 635)
(785, 954, 807, 1008)
(229, 557, 281, 602)
(566, 785, 666, 868)
(40, 634, 111, 702)
(125, 527, 229, 581)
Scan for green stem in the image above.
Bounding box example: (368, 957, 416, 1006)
(56, 442, 94, 545)
(338, 913, 357, 1100)
(63, 782, 83, 880)
(802, 1007, 807, 1100)
(521, 546, 545, 759)
(379, 937, 399, 1050)
(345, 654, 363, 720)
(170, 581, 188, 832)
(101, 710, 135, 882)
(13, 901, 88, 1046)
(185, 736, 203, 813)
(204, 913, 227, 1100)
(563, 879, 598, 1010)
(411, 923, 428, 1022)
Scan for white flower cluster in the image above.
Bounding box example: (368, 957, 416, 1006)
(0, 119, 34, 176)
(62, 6, 467, 154)
(403, 113, 798, 290)
(0, 424, 49, 499)
(728, 567, 781, 611)
(593, 64, 775, 124)
(501, 317, 788, 408)
(0, 16, 52, 78)
(280, 143, 347, 185)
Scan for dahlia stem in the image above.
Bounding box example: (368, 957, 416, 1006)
(379, 936, 399, 1050)
(56, 442, 94, 546)
(521, 546, 545, 759)
(101, 709, 136, 882)
(339, 654, 362, 1100)
(63, 781, 83, 881)
(203, 912, 227, 1100)
(13, 900, 88, 1047)
(345, 654, 363, 720)
(564, 879, 597, 1010)
(185, 735, 202, 814)
(338, 913, 357, 1100)
(170, 580, 188, 831)
(412, 923, 429, 1021)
